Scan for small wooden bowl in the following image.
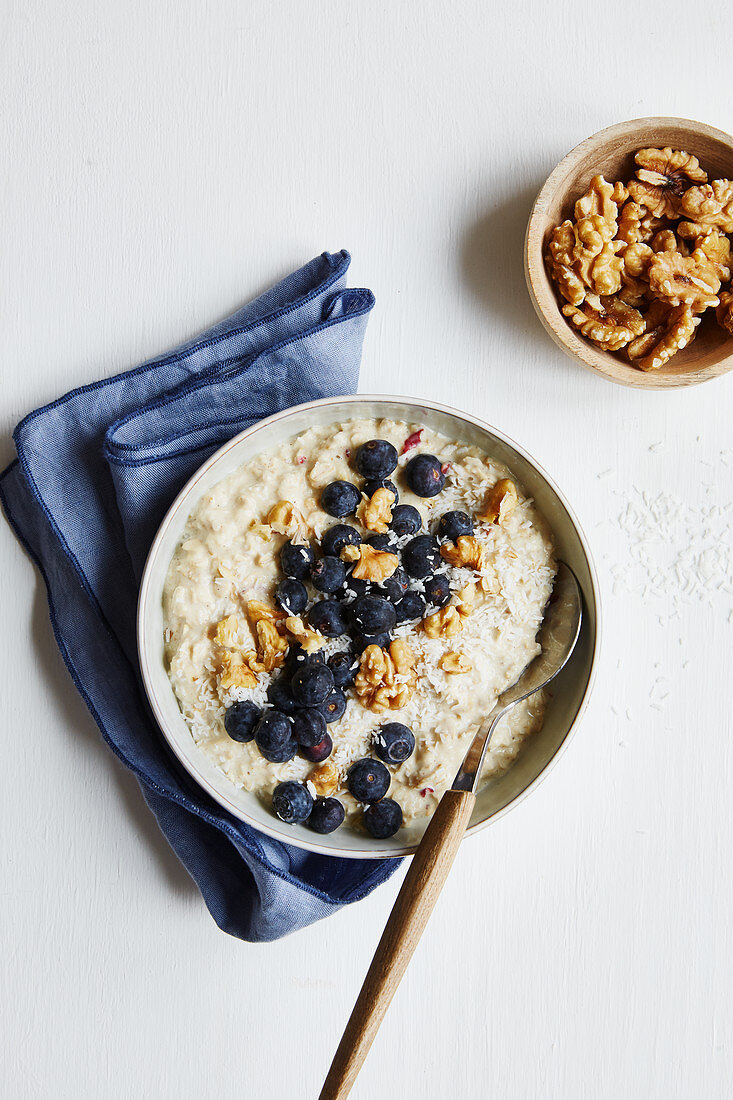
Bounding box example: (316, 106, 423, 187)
(525, 117, 733, 389)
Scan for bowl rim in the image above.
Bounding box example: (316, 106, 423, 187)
(137, 393, 602, 859)
(524, 115, 733, 390)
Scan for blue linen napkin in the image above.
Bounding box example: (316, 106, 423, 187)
(1, 250, 401, 942)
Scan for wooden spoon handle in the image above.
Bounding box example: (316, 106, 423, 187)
(319, 788, 476, 1100)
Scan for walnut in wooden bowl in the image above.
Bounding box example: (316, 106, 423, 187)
(525, 117, 733, 389)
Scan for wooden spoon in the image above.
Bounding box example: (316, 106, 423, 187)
(319, 562, 583, 1100)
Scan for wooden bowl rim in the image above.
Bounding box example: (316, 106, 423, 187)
(525, 116, 733, 390)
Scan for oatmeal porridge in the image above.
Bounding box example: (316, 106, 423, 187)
(163, 418, 556, 838)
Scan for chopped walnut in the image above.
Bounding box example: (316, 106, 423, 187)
(439, 651, 473, 674)
(213, 614, 241, 649)
(454, 582, 477, 618)
(574, 176, 627, 222)
(440, 535, 483, 571)
(545, 220, 586, 306)
(354, 642, 415, 712)
(256, 620, 288, 672)
(694, 230, 732, 282)
(249, 521, 273, 542)
(246, 600, 284, 625)
(716, 290, 733, 335)
(648, 250, 720, 311)
(284, 616, 325, 654)
(341, 542, 399, 582)
(310, 759, 338, 797)
(357, 487, 394, 534)
(423, 605, 463, 639)
(478, 478, 518, 524)
(678, 180, 733, 234)
(628, 147, 707, 218)
(627, 302, 699, 372)
(389, 637, 417, 677)
(217, 649, 259, 692)
(267, 500, 309, 543)
(562, 294, 645, 351)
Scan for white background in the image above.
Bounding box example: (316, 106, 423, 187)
(2, 3, 732, 1098)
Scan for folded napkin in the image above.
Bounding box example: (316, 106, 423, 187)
(1, 250, 401, 942)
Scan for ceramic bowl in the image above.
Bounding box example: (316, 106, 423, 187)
(137, 395, 600, 858)
(525, 116, 733, 389)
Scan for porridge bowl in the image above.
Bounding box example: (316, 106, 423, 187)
(138, 395, 600, 858)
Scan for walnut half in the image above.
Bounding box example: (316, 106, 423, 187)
(627, 302, 699, 372)
(440, 535, 483, 571)
(423, 606, 463, 639)
(357, 487, 394, 534)
(341, 543, 398, 582)
(267, 500, 309, 543)
(355, 641, 416, 712)
(477, 478, 518, 524)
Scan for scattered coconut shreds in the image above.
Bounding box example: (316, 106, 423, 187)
(162, 417, 557, 828)
(604, 478, 733, 618)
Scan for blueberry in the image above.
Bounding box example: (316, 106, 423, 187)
(380, 566, 409, 603)
(347, 758, 391, 803)
(272, 781, 313, 824)
(328, 650, 358, 688)
(339, 571, 371, 602)
(259, 737, 298, 764)
(373, 722, 416, 765)
(355, 439, 398, 480)
(364, 798, 403, 838)
(284, 643, 325, 675)
(321, 480, 361, 518)
(394, 592, 426, 623)
(318, 689, 347, 724)
(280, 541, 315, 580)
(254, 709, 293, 752)
(405, 453, 446, 497)
(351, 630, 393, 654)
(310, 555, 347, 593)
(402, 534, 439, 578)
(275, 578, 308, 615)
(308, 797, 345, 834)
(321, 524, 361, 557)
(308, 599, 348, 638)
(438, 510, 474, 542)
(223, 701, 261, 743)
(364, 478, 399, 503)
(291, 663, 334, 706)
(267, 676, 299, 715)
(424, 572, 452, 608)
(351, 594, 397, 634)
(292, 708, 327, 747)
(366, 533, 396, 552)
(300, 734, 333, 763)
(389, 504, 422, 537)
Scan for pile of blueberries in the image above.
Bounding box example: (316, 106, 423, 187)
(222, 437, 477, 838)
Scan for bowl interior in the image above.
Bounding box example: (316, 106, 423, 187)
(526, 118, 733, 388)
(138, 396, 599, 858)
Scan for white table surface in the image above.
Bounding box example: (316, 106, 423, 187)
(2, 4, 732, 1098)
